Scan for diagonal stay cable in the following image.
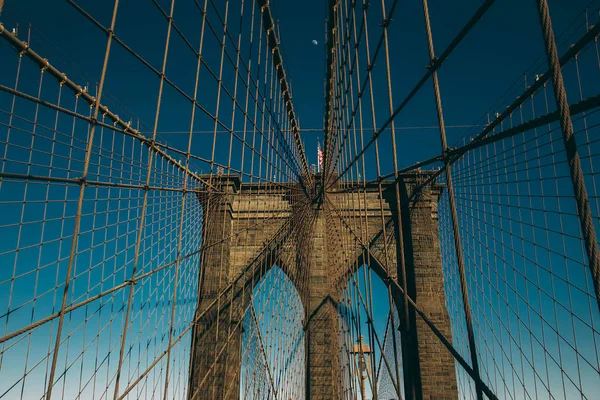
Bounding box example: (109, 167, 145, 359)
(329, 0, 497, 186)
(324, 195, 500, 400)
(331, 17, 600, 197)
(249, 303, 278, 398)
(117, 202, 313, 399)
(257, 0, 313, 194)
(0, 22, 218, 193)
(64, 0, 304, 186)
(0, 197, 295, 345)
(333, 91, 600, 195)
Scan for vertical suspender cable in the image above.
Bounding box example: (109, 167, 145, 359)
(421, 1, 484, 399)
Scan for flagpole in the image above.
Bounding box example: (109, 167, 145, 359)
(317, 141, 322, 173)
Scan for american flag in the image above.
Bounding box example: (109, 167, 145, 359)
(317, 142, 323, 172)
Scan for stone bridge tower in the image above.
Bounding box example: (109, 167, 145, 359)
(188, 172, 458, 399)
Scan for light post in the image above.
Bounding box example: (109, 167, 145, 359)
(350, 336, 373, 399)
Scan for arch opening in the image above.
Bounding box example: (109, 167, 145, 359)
(239, 265, 305, 399)
(337, 264, 405, 400)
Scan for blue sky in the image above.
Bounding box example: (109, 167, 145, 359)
(1, 0, 600, 399)
(2, 0, 597, 174)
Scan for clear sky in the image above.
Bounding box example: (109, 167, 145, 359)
(2, 0, 597, 173)
(1, 0, 600, 399)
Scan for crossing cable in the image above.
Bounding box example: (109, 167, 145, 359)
(323, 0, 374, 176)
(191, 186, 308, 396)
(111, 1, 179, 397)
(376, 4, 415, 397)
(455, 2, 599, 148)
(535, 0, 600, 311)
(326, 0, 370, 181)
(125, 205, 314, 400)
(35, 1, 121, 397)
(354, 2, 382, 395)
(325, 195, 500, 400)
(331, 15, 600, 198)
(205, 7, 238, 395)
(0, 1, 307, 398)
(324, 196, 378, 398)
(222, 4, 298, 392)
(257, 0, 312, 194)
(3, 0, 600, 397)
(249, 303, 278, 398)
(236, 274, 284, 398)
(0, 188, 298, 347)
(0, 22, 217, 193)
(162, 1, 219, 397)
(187, 205, 315, 400)
(322, 0, 339, 185)
(346, 276, 402, 398)
(329, 0, 497, 186)
(365, 18, 600, 203)
(446, 179, 597, 397)
(439, 99, 600, 398)
(421, 0, 483, 398)
(64, 0, 302, 185)
(5, 32, 47, 398)
(332, 92, 600, 196)
(329, 204, 403, 400)
(329, 0, 393, 393)
(178, 1, 305, 179)
(1, 31, 310, 400)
